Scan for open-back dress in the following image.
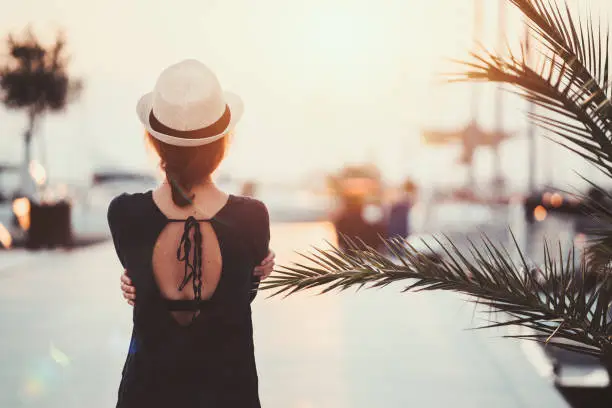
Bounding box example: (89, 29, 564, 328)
(107, 190, 270, 407)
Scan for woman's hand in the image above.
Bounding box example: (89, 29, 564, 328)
(120, 270, 135, 306)
(119, 249, 276, 306)
(254, 249, 275, 280)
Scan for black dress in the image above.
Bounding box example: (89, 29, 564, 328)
(107, 191, 270, 408)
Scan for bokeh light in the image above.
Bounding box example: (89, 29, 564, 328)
(50, 343, 71, 368)
(12, 197, 31, 231)
(0, 223, 12, 248)
(550, 193, 563, 208)
(19, 361, 54, 402)
(22, 378, 44, 398)
(363, 204, 385, 224)
(574, 233, 587, 249)
(534, 205, 547, 222)
(29, 160, 47, 186)
(19, 344, 72, 403)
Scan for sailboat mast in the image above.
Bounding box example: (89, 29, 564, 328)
(526, 23, 536, 193)
(493, 0, 506, 191)
(471, 0, 482, 120)
(469, 0, 483, 189)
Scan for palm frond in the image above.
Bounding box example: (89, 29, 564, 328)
(513, 0, 611, 110)
(261, 236, 612, 360)
(451, 0, 612, 280)
(451, 0, 612, 176)
(568, 176, 612, 273)
(453, 48, 612, 173)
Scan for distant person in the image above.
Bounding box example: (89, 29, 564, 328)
(241, 180, 257, 197)
(333, 192, 387, 251)
(108, 60, 275, 407)
(387, 179, 417, 239)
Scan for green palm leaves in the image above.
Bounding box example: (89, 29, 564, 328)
(261, 235, 612, 358)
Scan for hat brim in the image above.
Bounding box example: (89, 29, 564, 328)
(136, 91, 243, 147)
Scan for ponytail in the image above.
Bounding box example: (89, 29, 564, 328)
(165, 170, 195, 208)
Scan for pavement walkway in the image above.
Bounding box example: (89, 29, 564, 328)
(0, 222, 571, 407)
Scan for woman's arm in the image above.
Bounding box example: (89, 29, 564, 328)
(248, 200, 270, 302)
(107, 194, 130, 268)
(120, 250, 276, 306)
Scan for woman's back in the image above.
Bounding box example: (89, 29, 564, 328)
(150, 187, 229, 326)
(108, 189, 269, 407)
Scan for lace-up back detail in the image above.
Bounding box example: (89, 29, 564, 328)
(152, 206, 226, 326)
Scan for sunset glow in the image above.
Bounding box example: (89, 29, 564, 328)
(0, 0, 609, 189)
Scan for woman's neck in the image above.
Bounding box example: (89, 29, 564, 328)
(157, 178, 227, 217)
(162, 177, 223, 201)
(190, 180, 220, 196)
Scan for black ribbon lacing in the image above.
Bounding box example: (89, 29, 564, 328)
(176, 216, 204, 320)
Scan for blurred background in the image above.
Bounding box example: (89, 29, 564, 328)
(0, 0, 611, 407)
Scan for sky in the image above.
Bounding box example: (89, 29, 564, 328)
(0, 0, 610, 191)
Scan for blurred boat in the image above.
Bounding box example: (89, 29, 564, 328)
(255, 187, 333, 223)
(88, 168, 159, 200)
(67, 168, 160, 240)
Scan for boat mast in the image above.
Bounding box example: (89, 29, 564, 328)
(525, 21, 536, 193)
(469, 0, 483, 189)
(493, 0, 506, 192)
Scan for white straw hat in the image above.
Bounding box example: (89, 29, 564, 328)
(136, 59, 243, 147)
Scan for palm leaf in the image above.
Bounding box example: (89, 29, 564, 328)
(452, 47, 612, 174)
(261, 236, 612, 360)
(451, 0, 612, 177)
(452, 0, 612, 277)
